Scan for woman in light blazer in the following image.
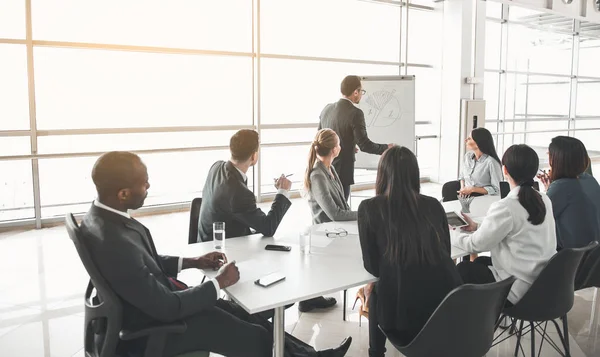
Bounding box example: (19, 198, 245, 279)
(305, 129, 357, 224)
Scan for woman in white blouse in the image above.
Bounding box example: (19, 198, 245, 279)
(458, 128, 503, 197)
(454, 144, 556, 305)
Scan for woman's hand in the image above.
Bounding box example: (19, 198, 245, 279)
(537, 170, 551, 191)
(461, 213, 478, 232)
(458, 186, 475, 196)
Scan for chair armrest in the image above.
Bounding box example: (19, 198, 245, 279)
(119, 322, 187, 341)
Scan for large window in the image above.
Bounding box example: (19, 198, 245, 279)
(34, 48, 254, 129)
(483, 3, 600, 162)
(0, 0, 443, 225)
(0, 44, 29, 130)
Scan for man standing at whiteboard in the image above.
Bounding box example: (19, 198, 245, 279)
(318, 75, 393, 200)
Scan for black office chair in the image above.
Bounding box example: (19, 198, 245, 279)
(441, 180, 461, 202)
(496, 242, 598, 357)
(188, 198, 203, 244)
(383, 277, 516, 357)
(575, 242, 600, 290)
(65, 213, 208, 357)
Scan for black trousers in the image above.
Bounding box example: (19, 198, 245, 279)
(342, 185, 351, 201)
(163, 300, 317, 357)
(457, 256, 496, 284)
(368, 288, 387, 357)
(458, 257, 514, 308)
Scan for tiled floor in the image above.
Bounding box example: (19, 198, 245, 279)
(0, 182, 599, 356)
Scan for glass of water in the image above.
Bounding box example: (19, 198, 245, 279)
(299, 226, 311, 255)
(213, 222, 225, 250)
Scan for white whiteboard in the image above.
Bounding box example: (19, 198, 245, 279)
(355, 75, 416, 170)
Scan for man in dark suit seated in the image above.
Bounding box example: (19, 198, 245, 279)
(198, 129, 292, 240)
(318, 75, 393, 200)
(198, 129, 338, 313)
(80, 151, 352, 357)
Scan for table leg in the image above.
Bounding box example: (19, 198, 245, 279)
(343, 290, 347, 321)
(273, 306, 285, 357)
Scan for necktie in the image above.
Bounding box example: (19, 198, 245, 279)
(168, 277, 189, 291)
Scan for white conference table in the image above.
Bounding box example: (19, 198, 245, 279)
(177, 206, 501, 357)
(178, 226, 376, 357)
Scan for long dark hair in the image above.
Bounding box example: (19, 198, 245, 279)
(472, 128, 501, 164)
(375, 146, 445, 266)
(549, 136, 589, 181)
(502, 144, 546, 225)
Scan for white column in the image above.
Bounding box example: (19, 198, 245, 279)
(437, 0, 486, 183)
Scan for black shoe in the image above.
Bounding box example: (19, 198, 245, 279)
(320, 337, 352, 357)
(298, 296, 337, 312)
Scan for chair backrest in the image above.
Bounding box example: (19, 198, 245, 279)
(188, 197, 202, 244)
(65, 213, 124, 357)
(575, 242, 600, 290)
(504, 242, 598, 322)
(441, 180, 460, 202)
(386, 277, 516, 357)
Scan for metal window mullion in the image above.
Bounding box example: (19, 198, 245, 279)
(498, 3, 509, 154)
(398, 0, 402, 75)
(503, 70, 574, 79)
(401, 0, 409, 75)
(251, 0, 256, 197)
(0, 38, 27, 45)
(510, 71, 518, 152)
(523, 62, 531, 145)
(569, 20, 580, 137)
(255, 0, 262, 202)
(25, 0, 41, 229)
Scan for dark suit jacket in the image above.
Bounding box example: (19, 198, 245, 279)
(198, 160, 292, 241)
(318, 98, 388, 186)
(80, 204, 218, 331)
(358, 195, 462, 344)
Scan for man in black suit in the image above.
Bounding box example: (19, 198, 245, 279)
(319, 75, 393, 200)
(80, 151, 352, 357)
(198, 129, 292, 240)
(199, 129, 338, 313)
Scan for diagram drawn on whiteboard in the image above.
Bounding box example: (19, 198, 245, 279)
(361, 89, 402, 127)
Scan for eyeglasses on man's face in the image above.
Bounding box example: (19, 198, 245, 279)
(360, 89, 367, 95)
(325, 228, 348, 237)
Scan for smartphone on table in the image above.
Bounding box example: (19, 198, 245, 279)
(254, 272, 286, 287)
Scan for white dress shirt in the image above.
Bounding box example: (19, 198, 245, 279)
(459, 152, 503, 195)
(452, 187, 557, 303)
(93, 200, 220, 297)
(233, 163, 290, 198)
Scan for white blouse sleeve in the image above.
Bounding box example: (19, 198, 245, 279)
(453, 201, 514, 253)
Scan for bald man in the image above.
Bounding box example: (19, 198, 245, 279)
(79, 151, 352, 357)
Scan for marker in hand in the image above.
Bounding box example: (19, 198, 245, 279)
(273, 173, 293, 181)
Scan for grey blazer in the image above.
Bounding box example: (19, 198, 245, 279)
(307, 161, 358, 224)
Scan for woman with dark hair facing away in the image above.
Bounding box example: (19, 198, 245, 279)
(537, 136, 600, 250)
(358, 146, 462, 357)
(305, 129, 357, 224)
(455, 144, 556, 305)
(458, 127, 503, 197)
